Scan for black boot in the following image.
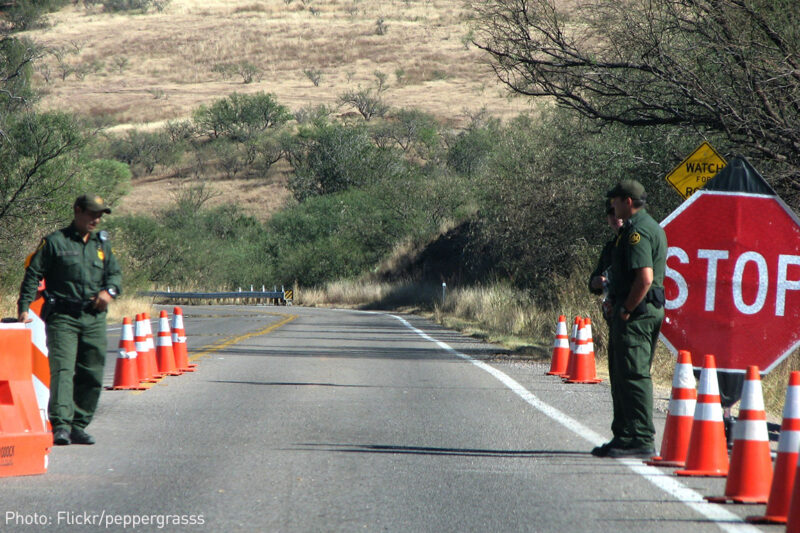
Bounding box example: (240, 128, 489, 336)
(723, 416, 735, 449)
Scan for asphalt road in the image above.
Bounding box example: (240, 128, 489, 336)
(0, 305, 779, 532)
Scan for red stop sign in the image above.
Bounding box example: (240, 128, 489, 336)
(660, 191, 800, 372)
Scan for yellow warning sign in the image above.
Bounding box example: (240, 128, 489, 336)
(665, 141, 726, 199)
(283, 289, 293, 301)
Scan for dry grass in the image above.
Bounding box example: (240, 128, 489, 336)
(20, 0, 530, 221)
(106, 295, 155, 324)
(111, 162, 294, 222)
(0, 291, 153, 325)
(27, 0, 529, 130)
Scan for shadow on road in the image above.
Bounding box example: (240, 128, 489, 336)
(292, 443, 591, 458)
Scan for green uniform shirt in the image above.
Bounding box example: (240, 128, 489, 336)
(588, 238, 616, 295)
(18, 224, 122, 314)
(610, 208, 667, 304)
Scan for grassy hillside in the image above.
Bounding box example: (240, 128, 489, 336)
(24, 0, 530, 219)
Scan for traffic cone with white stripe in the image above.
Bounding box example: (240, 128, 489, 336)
(647, 350, 697, 467)
(106, 317, 145, 390)
(546, 315, 570, 376)
(155, 310, 181, 376)
(143, 312, 157, 372)
(787, 454, 800, 533)
(707, 365, 773, 503)
(134, 314, 159, 383)
(675, 354, 729, 477)
(171, 307, 196, 372)
(563, 317, 582, 381)
(565, 318, 601, 384)
(747, 371, 800, 523)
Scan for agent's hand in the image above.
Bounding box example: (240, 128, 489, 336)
(93, 290, 113, 312)
(17, 311, 32, 324)
(590, 275, 607, 291)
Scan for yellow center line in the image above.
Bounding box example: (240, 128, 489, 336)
(130, 313, 297, 394)
(189, 313, 298, 361)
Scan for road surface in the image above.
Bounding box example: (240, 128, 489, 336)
(0, 306, 774, 532)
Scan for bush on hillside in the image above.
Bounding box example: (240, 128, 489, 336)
(106, 129, 183, 177)
(0, 0, 68, 31)
(263, 188, 414, 286)
(370, 109, 442, 161)
(89, 0, 171, 13)
(193, 92, 291, 142)
(285, 122, 408, 201)
(446, 111, 500, 178)
(0, 37, 37, 114)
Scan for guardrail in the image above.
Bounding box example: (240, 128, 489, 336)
(142, 288, 293, 306)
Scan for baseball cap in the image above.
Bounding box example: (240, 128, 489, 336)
(74, 194, 112, 214)
(606, 179, 646, 202)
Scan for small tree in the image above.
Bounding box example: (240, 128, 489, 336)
(193, 92, 292, 141)
(213, 61, 263, 84)
(337, 88, 388, 121)
(375, 17, 388, 35)
(303, 68, 322, 87)
(111, 55, 129, 74)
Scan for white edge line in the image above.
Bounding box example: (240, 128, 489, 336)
(388, 313, 761, 533)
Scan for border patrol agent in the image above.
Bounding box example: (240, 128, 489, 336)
(588, 200, 623, 455)
(17, 194, 122, 446)
(593, 180, 666, 458)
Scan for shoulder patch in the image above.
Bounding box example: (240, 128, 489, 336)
(98, 230, 109, 242)
(629, 232, 641, 245)
(24, 239, 46, 269)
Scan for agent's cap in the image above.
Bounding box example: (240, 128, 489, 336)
(606, 179, 646, 202)
(74, 194, 111, 214)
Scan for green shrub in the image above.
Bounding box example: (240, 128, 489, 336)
(212, 61, 262, 84)
(446, 112, 500, 177)
(285, 122, 408, 201)
(193, 92, 291, 142)
(106, 129, 183, 176)
(96, 0, 171, 13)
(0, 37, 37, 114)
(264, 188, 411, 286)
(1, 0, 67, 31)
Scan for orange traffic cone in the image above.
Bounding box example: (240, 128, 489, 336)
(546, 315, 570, 376)
(747, 371, 800, 523)
(171, 307, 196, 372)
(565, 318, 601, 384)
(787, 455, 800, 533)
(106, 317, 145, 390)
(675, 354, 729, 477)
(647, 350, 697, 467)
(134, 314, 159, 383)
(707, 365, 773, 503)
(155, 310, 181, 376)
(143, 312, 157, 371)
(563, 317, 582, 381)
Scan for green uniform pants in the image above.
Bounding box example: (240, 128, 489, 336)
(45, 310, 107, 431)
(610, 304, 664, 447)
(605, 322, 626, 444)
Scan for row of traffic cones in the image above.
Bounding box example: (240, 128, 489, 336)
(644, 347, 800, 529)
(546, 314, 800, 530)
(546, 315, 602, 384)
(107, 307, 196, 391)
